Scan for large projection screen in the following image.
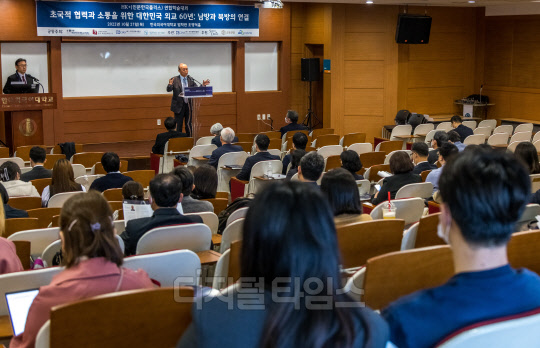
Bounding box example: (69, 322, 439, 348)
(61, 42, 232, 97)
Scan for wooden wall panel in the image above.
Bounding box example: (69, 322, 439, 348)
(344, 33, 387, 61)
(407, 60, 465, 88)
(344, 61, 385, 89)
(344, 90, 384, 116)
(407, 87, 464, 115)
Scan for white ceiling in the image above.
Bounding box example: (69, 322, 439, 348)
(282, 0, 538, 6)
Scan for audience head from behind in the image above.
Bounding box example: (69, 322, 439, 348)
(290, 149, 307, 169)
(514, 142, 540, 175)
(285, 110, 299, 124)
(50, 159, 82, 196)
(149, 173, 182, 209)
(0, 161, 21, 182)
(340, 150, 363, 175)
(389, 151, 414, 175)
(29, 146, 46, 166)
(122, 181, 144, 201)
(210, 122, 223, 136)
(191, 164, 217, 199)
(411, 142, 429, 165)
(298, 152, 324, 183)
(447, 130, 461, 144)
(450, 115, 463, 128)
(255, 134, 270, 152)
(220, 127, 235, 145)
(432, 131, 448, 150)
(164, 116, 177, 131)
(292, 131, 308, 150)
(101, 152, 121, 173)
(172, 166, 194, 197)
(438, 142, 459, 166)
(321, 168, 362, 216)
(60, 191, 123, 268)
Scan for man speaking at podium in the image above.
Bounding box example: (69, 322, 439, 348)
(3, 58, 39, 94)
(167, 63, 209, 137)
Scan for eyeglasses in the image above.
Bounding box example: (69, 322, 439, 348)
(17, 64, 27, 67)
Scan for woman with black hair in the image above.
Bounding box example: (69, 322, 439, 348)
(341, 150, 364, 180)
(514, 142, 540, 175)
(177, 181, 389, 348)
(285, 148, 306, 180)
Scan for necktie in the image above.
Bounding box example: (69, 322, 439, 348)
(22, 75, 27, 84)
(182, 77, 187, 103)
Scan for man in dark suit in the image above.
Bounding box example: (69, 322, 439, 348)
(451, 115, 474, 142)
(235, 134, 280, 181)
(428, 131, 448, 165)
(298, 152, 325, 185)
(282, 132, 308, 174)
(151, 117, 186, 155)
(208, 127, 243, 168)
(120, 173, 203, 256)
(20, 146, 52, 182)
(166, 63, 209, 136)
(89, 152, 133, 192)
(2, 58, 39, 94)
(279, 110, 309, 137)
(411, 142, 437, 175)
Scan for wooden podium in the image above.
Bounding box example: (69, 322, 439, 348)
(0, 93, 57, 152)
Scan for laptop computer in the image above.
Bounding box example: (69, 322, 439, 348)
(5, 289, 40, 336)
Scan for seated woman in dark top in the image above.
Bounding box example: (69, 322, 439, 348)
(177, 181, 389, 348)
(285, 149, 306, 180)
(341, 150, 364, 180)
(514, 142, 540, 175)
(0, 184, 28, 220)
(191, 164, 217, 200)
(122, 181, 145, 201)
(371, 151, 421, 205)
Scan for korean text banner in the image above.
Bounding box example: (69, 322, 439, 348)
(36, 1, 259, 37)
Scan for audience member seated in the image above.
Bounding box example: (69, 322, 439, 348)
(382, 147, 540, 348)
(0, 184, 28, 219)
(372, 151, 421, 205)
(235, 134, 280, 181)
(120, 173, 203, 256)
(10, 191, 154, 348)
(20, 146, 52, 182)
(151, 117, 186, 155)
(515, 142, 540, 175)
(428, 131, 448, 165)
(321, 168, 371, 226)
(191, 164, 218, 200)
(0, 203, 23, 274)
(122, 181, 145, 201)
(282, 131, 308, 174)
(341, 150, 364, 180)
(208, 127, 243, 168)
(279, 109, 309, 137)
(450, 115, 474, 142)
(298, 152, 324, 185)
(286, 149, 306, 180)
(426, 143, 459, 195)
(0, 161, 39, 198)
(172, 166, 213, 214)
(447, 130, 466, 152)
(177, 181, 389, 347)
(411, 142, 437, 174)
(210, 123, 238, 148)
(90, 152, 133, 192)
(42, 159, 85, 207)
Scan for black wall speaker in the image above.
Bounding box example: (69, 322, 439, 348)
(395, 14, 432, 44)
(301, 58, 320, 82)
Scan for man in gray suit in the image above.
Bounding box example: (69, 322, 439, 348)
(166, 63, 210, 136)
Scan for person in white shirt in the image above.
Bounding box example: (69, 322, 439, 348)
(0, 161, 40, 198)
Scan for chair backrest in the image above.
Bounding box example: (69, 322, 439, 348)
(424, 130, 438, 145)
(436, 122, 452, 131)
(401, 213, 442, 250)
(534, 140, 540, 153)
(74, 174, 103, 191)
(12, 240, 31, 270)
(473, 127, 492, 139)
(478, 119, 497, 130)
(508, 230, 540, 275)
(507, 140, 524, 152)
(195, 136, 214, 145)
(15, 145, 47, 162)
(317, 145, 343, 159)
(462, 120, 477, 130)
(124, 250, 201, 287)
(70, 152, 104, 168)
(71, 164, 87, 179)
(0, 157, 25, 168)
(166, 137, 194, 153)
(249, 160, 282, 180)
(0, 147, 9, 158)
(136, 223, 212, 254)
(384, 150, 411, 165)
(8, 227, 61, 258)
(220, 218, 244, 253)
(395, 182, 434, 199)
(348, 143, 373, 155)
(232, 142, 252, 153)
(315, 134, 340, 148)
(493, 125, 513, 135)
(123, 170, 155, 188)
(51, 143, 83, 155)
(4, 218, 40, 238)
(41, 235, 124, 267)
(413, 123, 434, 136)
(30, 178, 52, 196)
(487, 132, 510, 146)
(532, 132, 540, 144)
(43, 154, 66, 170)
(217, 151, 248, 168)
(531, 174, 540, 194)
(8, 196, 42, 210)
(212, 249, 231, 290)
(92, 160, 128, 175)
(342, 133, 367, 147)
(364, 164, 390, 183)
(516, 203, 540, 231)
(202, 198, 229, 215)
(509, 131, 532, 144)
(27, 207, 62, 229)
(48, 191, 85, 208)
(49, 287, 194, 348)
(184, 212, 219, 234)
(336, 219, 405, 269)
(325, 155, 342, 171)
(263, 131, 282, 139)
(370, 197, 426, 225)
(188, 144, 217, 159)
(102, 188, 123, 201)
(390, 125, 412, 140)
(463, 134, 485, 146)
(226, 206, 249, 227)
(515, 123, 533, 134)
(364, 245, 454, 310)
(359, 151, 386, 169)
(268, 138, 282, 150)
(311, 128, 334, 138)
(376, 141, 403, 154)
(420, 170, 431, 182)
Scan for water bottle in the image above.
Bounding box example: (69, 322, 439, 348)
(266, 161, 272, 178)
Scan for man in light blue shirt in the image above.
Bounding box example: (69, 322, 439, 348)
(426, 142, 458, 195)
(448, 130, 466, 152)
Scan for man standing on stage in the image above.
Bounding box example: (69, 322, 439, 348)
(3, 58, 39, 94)
(167, 63, 209, 137)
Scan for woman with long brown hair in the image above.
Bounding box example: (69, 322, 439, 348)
(41, 159, 84, 207)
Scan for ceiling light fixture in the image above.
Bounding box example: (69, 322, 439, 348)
(366, 0, 374, 3)
(468, 0, 475, 3)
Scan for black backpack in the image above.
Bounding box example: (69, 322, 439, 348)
(217, 197, 252, 234)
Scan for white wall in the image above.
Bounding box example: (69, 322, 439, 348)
(245, 42, 278, 92)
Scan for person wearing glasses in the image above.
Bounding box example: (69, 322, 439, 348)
(3, 58, 39, 94)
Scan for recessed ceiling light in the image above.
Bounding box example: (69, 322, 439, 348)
(366, 0, 374, 3)
(468, 0, 475, 3)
